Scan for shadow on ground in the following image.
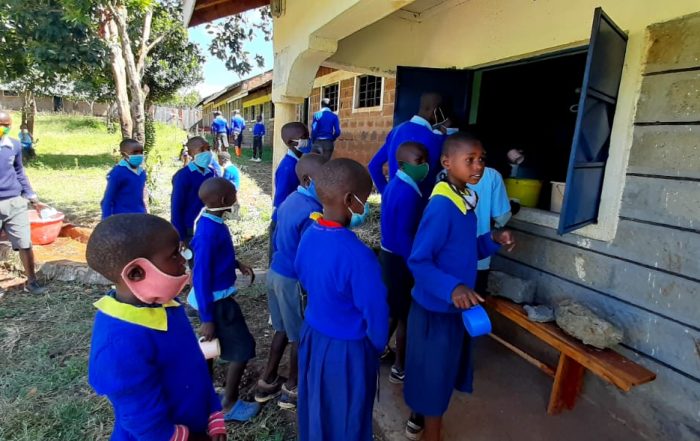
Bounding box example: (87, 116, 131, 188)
(28, 153, 116, 170)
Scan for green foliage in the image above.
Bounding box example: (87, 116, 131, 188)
(158, 89, 202, 108)
(144, 112, 156, 153)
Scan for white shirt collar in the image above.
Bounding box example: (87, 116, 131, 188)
(409, 115, 433, 131)
(0, 136, 13, 148)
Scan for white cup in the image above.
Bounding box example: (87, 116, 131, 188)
(199, 337, 221, 360)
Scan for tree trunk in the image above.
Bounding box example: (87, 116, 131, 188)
(21, 90, 36, 134)
(103, 14, 132, 139)
(111, 4, 146, 145)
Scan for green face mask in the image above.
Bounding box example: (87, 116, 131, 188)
(0, 126, 9, 137)
(401, 162, 430, 183)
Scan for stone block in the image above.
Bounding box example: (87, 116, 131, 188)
(524, 304, 555, 323)
(37, 261, 111, 285)
(487, 270, 536, 304)
(555, 300, 623, 349)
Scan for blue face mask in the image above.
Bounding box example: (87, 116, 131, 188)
(307, 180, 318, 201)
(348, 194, 370, 229)
(194, 151, 212, 169)
(127, 154, 144, 168)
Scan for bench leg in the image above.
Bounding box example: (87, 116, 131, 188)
(547, 353, 585, 415)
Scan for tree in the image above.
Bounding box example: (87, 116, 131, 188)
(206, 7, 272, 76)
(159, 90, 202, 108)
(0, 0, 105, 132)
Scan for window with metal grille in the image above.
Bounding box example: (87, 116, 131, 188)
(322, 83, 339, 111)
(355, 76, 383, 108)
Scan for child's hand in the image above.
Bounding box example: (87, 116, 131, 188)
(492, 229, 516, 252)
(200, 322, 216, 341)
(238, 263, 255, 286)
(451, 285, 484, 309)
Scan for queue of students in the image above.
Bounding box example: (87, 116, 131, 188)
(87, 92, 515, 441)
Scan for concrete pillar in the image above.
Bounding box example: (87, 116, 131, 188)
(271, 100, 301, 194)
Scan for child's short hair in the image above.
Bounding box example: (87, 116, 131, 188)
(281, 122, 308, 145)
(218, 151, 231, 163)
(119, 138, 141, 152)
(86, 214, 176, 282)
(315, 158, 372, 205)
(295, 153, 327, 182)
(198, 177, 236, 207)
(396, 141, 428, 162)
(442, 131, 482, 156)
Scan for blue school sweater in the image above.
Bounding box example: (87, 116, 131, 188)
(295, 219, 389, 351)
(223, 164, 241, 190)
(311, 108, 341, 141)
(211, 116, 229, 134)
(101, 160, 147, 220)
(368, 116, 445, 195)
(380, 170, 426, 261)
(408, 182, 501, 313)
(171, 163, 214, 240)
(190, 214, 239, 323)
(271, 187, 322, 279)
(253, 122, 266, 137)
(272, 150, 300, 222)
(89, 295, 221, 440)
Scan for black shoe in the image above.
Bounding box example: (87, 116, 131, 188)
(389, 365, 405, 384)
(24, 280, 47, 295)
(277, 384, 297, 410)
(405, 414, 424, 440)
(254, 375, 286, 403)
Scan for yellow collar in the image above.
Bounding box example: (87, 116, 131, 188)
(94, 295, 180, 331)
(430, 181, 478, 215)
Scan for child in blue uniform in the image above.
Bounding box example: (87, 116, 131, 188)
(295, 158, 389, 441)
(218, 152, 241, 191)
(251, 115, 266, 162)
(404, 132, 515, 441)
(379, 141, 429, 384)
(268, 122, 311, 263)
(171, 136, 215, 244)
(86, 214, 226, 441)
(101, 139, 147, 220)
(188, 177, 260, 422)
(256, 153, 328, 409)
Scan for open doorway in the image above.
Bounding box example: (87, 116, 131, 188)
(472, 51, 588, 209)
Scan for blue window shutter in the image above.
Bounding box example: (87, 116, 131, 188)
(394, 67, 473, 126)
(558, 8, 628, 235)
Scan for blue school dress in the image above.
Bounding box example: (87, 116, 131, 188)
(295, 218, 389, 441)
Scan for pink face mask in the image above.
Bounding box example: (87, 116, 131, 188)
(121, 258, 189, 305)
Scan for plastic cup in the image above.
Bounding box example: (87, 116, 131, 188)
(462, 305, 492, 337)
(199, 337, 221, 360)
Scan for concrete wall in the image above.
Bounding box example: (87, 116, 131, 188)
(493, 12, 700, 440)
(307, 74, 395, 165)
(0, 93, 109, 116)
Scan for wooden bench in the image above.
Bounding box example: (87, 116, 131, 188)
(483, 296, 656, 415)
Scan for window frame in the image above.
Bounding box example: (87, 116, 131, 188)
(321, 82, 340, 112)
(353, 75, 384, 111)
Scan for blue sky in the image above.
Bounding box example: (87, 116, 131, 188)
(187, 12, 273, 99)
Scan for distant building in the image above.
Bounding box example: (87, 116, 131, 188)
(0, 88, 109, 116)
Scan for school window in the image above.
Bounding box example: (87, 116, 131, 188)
(322, 83, 339, 111)
(270, 102, 275, 119)
(259, 104, 264, 119)
(393, 8, 627, 236)
(355, 75, 383, 109)
(2, 90, 18, 97)
(250, 106, 256, 121)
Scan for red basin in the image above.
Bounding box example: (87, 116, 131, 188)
(28, 209, 65, 245)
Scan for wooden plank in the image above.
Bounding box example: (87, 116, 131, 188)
(645, 13, 700, 74)
(547, 353, 585, 415)
(502, 221, 700, 327)
(636, 71, 700, 123)
(484, 297, 656, 391)
(491, 259, 700, 381)
(628, 125, 700, 180)
(621, 175, 700, 230)
(489, 333, 556, 378)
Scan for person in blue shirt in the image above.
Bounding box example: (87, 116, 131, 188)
(86, 213, 227, 441)
(171, 136, 215, 244)
(295, 158, 389, 441)
(211, 111, 229, 152)
(310, 98, 341, 161)
(467, 166, 512, 293)
(251, 115, 266, 162)
(101, 139, 147, 220)
(217, 151, 241, 191)
(188, 177, 260, 422)
(18, 124, 35, 161)
(379, 141, 429, 385)
(404, 133, 515, 441)
(268, 122, 311, 264)
(230, 110, 246, 158)
(368, 93, 447, 197)
(256, 153, 327, 410)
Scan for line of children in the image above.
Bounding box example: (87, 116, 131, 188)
(295, 158, 389, 441)
(251, 115, 266, 162)
(256, 153, 328, 409)
(171, 136, 215, 244)
(188, 177, 261, 422)
(404, 132, 515, 441)
(217, 152, 241, 191)
(101, 139, 147, 220)
(379, 141, 430, 385)
(86, 214, 227, 441)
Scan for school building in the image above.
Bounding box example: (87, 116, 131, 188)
(186, 1, 700, 439)
(198, 70, 275, 149)
(0, 88, 110, 116)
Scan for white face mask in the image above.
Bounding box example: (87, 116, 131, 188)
(208, 204, 239, 221)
